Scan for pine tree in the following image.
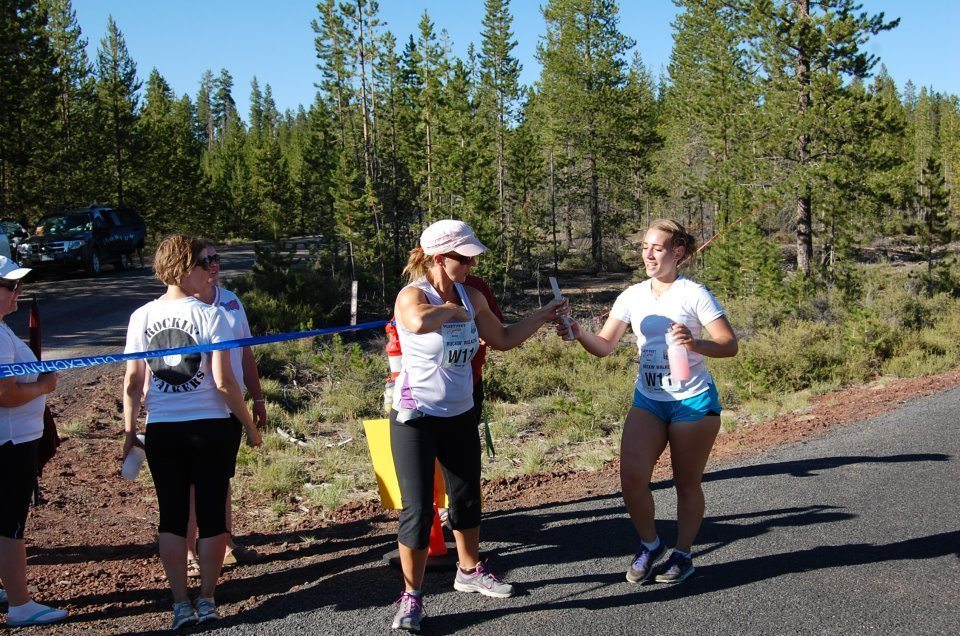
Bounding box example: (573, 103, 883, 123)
(300, 95, 337, 239)
(313, 0, 354, 149)
(537, 0, 633, 270)
(248, 76, 264, 140)
(255, 133, 293, 239)
(741, 0, 899, 275)
(94, 15, 141, 207)
(43, 0, 99, 207)
(0, 0, 57, 216)
(196, 69, 215, 151)
(211, 68, 238, 141)
(623, 52, 661, 227)
(913, 156, 952, 296)
(478, 0, 521, 257)
(331, 149, 366, 281)
(415, 12, 447, 220)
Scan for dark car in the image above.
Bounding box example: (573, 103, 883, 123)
(0, 219, 29, 254)
(18, 206, 146, 275)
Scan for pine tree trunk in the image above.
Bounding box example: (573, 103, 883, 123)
(589, 151, 601, 271)
(794, 0, 812, 276)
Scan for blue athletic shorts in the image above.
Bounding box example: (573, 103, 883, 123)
(632, 383, 722, 423)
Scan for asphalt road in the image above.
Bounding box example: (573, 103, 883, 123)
(4, 244, 257, 361)
(205, 387, 959, 635)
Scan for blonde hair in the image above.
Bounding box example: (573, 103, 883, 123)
(402, 247, 432, 283)
(154, 233, 205, 286)
(649, 219, 698, 267)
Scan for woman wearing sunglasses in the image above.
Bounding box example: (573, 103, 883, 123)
(388, 220, 566, 633)
(182, 242, 266, 576)
(0, 256, 68, 627)
(122, 234, 258, 629)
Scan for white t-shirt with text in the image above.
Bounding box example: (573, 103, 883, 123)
(0, 322, 45, 444)
(125, 297, 232, 423)
(610, 277, 725, 401)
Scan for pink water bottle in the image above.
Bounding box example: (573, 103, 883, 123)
(666, 329, 691, 382)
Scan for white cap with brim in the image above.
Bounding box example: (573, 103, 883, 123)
(420, 219, 487, 256)
(0, 255, 31, 280)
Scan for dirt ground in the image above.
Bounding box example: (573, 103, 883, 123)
(12, 355, 960, 633)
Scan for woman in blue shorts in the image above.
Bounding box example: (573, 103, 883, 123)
(558, 219, 738, 584)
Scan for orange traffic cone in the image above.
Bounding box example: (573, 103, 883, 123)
(427, 503, 448, 556)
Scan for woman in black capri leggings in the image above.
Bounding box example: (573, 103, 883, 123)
(0, 255, 67, 627)
(387, 220, 565, 632)
(122, 234, 259, 630)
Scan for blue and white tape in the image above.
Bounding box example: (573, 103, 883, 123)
(0, 319, 389, 379)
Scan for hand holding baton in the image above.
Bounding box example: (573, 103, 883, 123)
(549, 277, 575, 341)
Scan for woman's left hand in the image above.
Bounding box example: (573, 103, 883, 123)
(252, 402, 268, 430)
(669, 322, 695, 350)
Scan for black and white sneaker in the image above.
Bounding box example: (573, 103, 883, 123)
(654, 550, 696, 584)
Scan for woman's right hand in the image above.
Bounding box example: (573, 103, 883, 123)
(442, 301, 471, 323)
(121, 430, 143, 459)
(245, 424, 263, 448)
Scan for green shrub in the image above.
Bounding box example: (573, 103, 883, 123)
(251, 455, 306, 497)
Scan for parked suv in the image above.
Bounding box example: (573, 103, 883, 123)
(18, 205, 147, 275)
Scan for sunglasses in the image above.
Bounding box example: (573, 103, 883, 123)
(443, 252, 475, 265)
(197, 254, 221, 269)
(0, 279, 21, 292)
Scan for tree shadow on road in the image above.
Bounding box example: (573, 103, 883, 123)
(429, 529, 960, 635)
(482, 453, 951, 519)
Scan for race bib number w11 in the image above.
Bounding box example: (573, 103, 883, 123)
(441, 320, 479, 369)
(639, 347, 682, 393)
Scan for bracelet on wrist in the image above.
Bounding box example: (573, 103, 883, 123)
(253, 399, 265, 403)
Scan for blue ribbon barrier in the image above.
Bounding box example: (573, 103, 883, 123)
(0, 319, 389, 379)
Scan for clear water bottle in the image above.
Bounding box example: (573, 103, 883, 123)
(121, 434, 146, 480)
(666, 329, 691, 382)
(383, 380, 395, 415)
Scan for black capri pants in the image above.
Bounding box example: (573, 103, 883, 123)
(390, 408, 482, 550)
(145, 417, 235, 538)
(0, 439, 39, 539)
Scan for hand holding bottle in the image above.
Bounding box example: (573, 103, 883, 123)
(666, 323, 692, 382)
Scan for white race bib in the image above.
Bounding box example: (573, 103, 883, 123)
(440, 320, 479, 369)
(639, 347, 683, 393)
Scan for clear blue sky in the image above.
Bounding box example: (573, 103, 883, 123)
(72, 0, 958, 120)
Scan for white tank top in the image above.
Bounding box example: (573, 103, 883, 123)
(393, 278, 480, 417)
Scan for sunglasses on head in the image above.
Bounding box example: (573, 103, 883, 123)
(197, 254, 221, 269)
(0, 279, 21, 292)
(443, 252, 475, 265)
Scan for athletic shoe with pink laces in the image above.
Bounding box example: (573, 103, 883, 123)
(453, 561, 515, 598)
(391, 591, 425, 632)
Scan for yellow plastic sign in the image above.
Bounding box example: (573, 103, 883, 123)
(362, 418, 448, 510)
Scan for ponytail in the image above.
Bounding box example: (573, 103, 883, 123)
(402, 247, 431, 283)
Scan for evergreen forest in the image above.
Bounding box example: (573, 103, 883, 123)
(2, 0, 958, 321)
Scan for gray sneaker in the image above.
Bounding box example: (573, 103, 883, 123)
(391, 591, 425, 632)
(654, 550, 696, 584)
(453, 561, 515, 598)
(195, 598, 220, 624)
(170, 601, 198, 630)
(626, 541, 667, 583)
